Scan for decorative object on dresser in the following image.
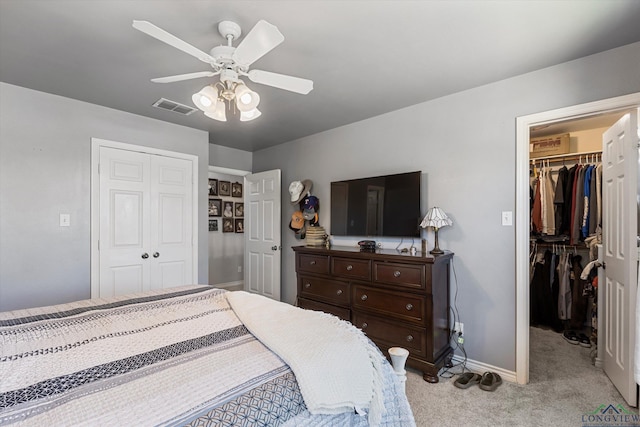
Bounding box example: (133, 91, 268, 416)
(293, 245, 454, 383)
(420, 207, 453, 255)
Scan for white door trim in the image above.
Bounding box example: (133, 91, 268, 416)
(208, 165, 251, 176)
(515, 92, 640, 385)
(90, 138, 199, 298)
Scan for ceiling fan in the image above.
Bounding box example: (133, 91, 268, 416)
(132, 19, 314, 121)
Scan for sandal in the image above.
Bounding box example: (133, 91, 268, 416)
(479, 372, 502, 392)
(563, 330, 579, 345)
(453, 372, 481, 389)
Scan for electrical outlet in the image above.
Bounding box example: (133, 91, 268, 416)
(237, 266, 242, 273)
(453, 322, 464, 336)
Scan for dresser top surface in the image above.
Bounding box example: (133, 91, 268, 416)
(292, 245, 453, 264)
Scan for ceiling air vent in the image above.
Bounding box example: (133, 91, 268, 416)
(152, 98, 197, 115)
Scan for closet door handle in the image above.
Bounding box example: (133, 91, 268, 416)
(141, 253, 149, 259)
(153, 252, 160, 258)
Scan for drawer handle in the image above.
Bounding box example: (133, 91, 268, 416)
(406, 303, 414, 311)
(394, 270, 401, 278)
(361, 322, 368, 329)
(361, 294, 368, 301)
(305, 283, 311, 288)
(336, 289, 343, 295)
(406, 335, 414, 342)
(346, 264, 353, 271)
(309, 260, 316, 266)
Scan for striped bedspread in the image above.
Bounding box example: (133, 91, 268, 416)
(0, 285, 414, 426)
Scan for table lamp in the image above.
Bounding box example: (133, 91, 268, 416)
(420, 207, 452, 254)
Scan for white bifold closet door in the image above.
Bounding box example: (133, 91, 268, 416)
(98, 146, 194, 297)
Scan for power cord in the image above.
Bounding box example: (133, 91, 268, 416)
(439, 258, 468, 379)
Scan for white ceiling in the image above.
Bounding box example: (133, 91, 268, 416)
(2, 1, 640, 152)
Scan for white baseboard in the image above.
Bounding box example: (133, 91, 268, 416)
(451, 354, 517, 384)
(213, 280, 244, 290)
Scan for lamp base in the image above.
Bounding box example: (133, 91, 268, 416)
(430, 228, 444, 255)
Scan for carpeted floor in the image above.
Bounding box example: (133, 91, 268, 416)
(405, 327, 638, 426)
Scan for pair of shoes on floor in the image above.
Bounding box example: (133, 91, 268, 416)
(563, 330, 591, 347)
(453, 372, 502, 391)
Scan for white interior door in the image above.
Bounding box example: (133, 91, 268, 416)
(99, 147, 151, 296)
(602, 111, 638, 407)
(98, 146, 194, 298)
(244, 169, 281, 300)
(149, 154, 193, 289)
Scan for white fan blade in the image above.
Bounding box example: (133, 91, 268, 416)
(133, 20, 214, 64)
(248, 69, 313, 94)
(232, 20, 284, 67)
(151, 71, 217, 83)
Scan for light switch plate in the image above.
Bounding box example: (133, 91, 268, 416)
(501, 211, 513, 226)
(60, 214, 70, 227)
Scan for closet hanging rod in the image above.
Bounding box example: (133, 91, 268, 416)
(530, 149, 602, 163)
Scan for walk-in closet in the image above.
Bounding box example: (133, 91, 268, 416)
(527, 109, 638, 406)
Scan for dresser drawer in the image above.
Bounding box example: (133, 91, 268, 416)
(299, 275, 350, 306)
(373, 262, 426, 290)
(353, 313, 426, 357)
(352, 285, 426, 324)
(298, 297, 350, 321)
(332, 257, 371, 280)
(297, 254, 330, 274)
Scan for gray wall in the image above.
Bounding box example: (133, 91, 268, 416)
(253, 42, 640, 372)
(0, 82, 210, 311)
(209, 143, 253, 172)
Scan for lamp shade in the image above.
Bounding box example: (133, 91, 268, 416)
(420, 207, 452, 229)
(192, 85, 218, 112)
(240, 108, 262, 122)
(204, 101, 227, 122)
(234, 84, 260, 112)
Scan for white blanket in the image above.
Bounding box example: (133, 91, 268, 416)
(226, 291, 386, 427)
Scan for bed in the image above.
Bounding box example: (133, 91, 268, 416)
(0, 285, 415, 426)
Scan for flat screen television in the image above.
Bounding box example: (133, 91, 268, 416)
(330, 171, 422, 238)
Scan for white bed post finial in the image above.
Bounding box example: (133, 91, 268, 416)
(388, 347, 409, 394)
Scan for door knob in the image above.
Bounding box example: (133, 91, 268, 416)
(141, 253, 149, 259)
(271, 245, 278, 250)
(153, 252, 160, 258)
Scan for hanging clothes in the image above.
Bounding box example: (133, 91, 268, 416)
(581, 164, 594, 239)
(557, 252, 572, 320)
(570, 165, 585, 245)
(554, 165, 568, 236)
(542, 167, 556, 235)
(530, 249, 563, 332)
(569, 254, 589, 330)
(531, 175, 543, 234)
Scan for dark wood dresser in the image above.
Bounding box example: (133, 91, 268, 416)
(293, 245, 453, 383)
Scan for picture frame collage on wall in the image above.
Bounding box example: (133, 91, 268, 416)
(209, 179, 243, 233)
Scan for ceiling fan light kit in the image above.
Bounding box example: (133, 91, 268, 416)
(132, 18, 314, 123)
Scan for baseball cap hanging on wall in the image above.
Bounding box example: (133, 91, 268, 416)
(289, 180, 313, 204)
(289, 211, 306, 239)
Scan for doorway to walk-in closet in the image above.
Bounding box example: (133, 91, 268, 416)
(517, 93, 639, 408)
